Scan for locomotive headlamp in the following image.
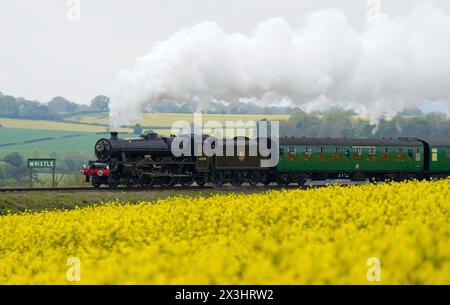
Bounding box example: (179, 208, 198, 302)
(82, 164, 87, 169)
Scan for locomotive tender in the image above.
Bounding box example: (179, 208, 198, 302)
(82, 131, 450, 188)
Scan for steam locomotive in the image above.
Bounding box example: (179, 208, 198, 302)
(82, 131, 450, 188)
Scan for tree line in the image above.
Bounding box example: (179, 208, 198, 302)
(280, 108, 449, 139)
(0, 151, 90, 187)
(0, 92, 294, 120)
(0, 93, 110, 120)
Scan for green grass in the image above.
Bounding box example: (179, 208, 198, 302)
(0, 128, 106, 159)
(0, 128, 90, 144)
(0, 188, 263, 214)
(0, 118, 119, 132)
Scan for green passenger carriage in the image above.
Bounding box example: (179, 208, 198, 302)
(276, 137, 450, 184)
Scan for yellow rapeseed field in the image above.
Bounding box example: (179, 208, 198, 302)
(0, 179, 449, 284)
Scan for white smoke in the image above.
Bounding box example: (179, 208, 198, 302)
(110, 2, 450, 125)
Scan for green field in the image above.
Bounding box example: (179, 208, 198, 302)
(67, 112, 289, 127)
(0, 128, 104, 159)
(0, 128, 88, 144)
(0, 118, 114, 132)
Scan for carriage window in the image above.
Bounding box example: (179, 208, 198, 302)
(408, 149, 414, 160)
(415, 148, 421, 161)
(319, 147, 325, 153)
(370, 148, 376, 154)
(385, 148, 390, 153)
(398, 148, 403, 153)
(305, 147, 312, 153)
(432, 148, 438, 161)
(289, 146, 296, 153)
(335, 147, 339, 153)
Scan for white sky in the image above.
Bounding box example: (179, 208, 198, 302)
(1, 0, 450, 104)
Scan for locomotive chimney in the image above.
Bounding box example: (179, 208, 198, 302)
(110, 132, 119, 139)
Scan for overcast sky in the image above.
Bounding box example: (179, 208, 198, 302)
(1, 0, 450, 104)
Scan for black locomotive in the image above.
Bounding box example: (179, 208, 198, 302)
(83, 131, 272, 188)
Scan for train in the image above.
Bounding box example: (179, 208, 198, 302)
(81, 130, 450, 188)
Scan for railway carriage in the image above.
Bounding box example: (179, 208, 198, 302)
(426, 139, 450, 176)
(276, 137, 426, 184)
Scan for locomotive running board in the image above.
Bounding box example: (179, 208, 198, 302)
(140, 171, 193, 178)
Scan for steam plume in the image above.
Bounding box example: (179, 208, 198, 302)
(111, 2, 450, 125)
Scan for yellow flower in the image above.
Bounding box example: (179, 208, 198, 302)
(0, 179, 449, 284)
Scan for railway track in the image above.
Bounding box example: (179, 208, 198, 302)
(0, 184, 333, 193)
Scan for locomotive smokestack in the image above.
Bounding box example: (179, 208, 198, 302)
(110, 132, 119, 139)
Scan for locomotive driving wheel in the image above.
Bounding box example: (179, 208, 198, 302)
(195, 174, 207, 187)
(158, 157, 176, 187)
(125, 177, 138, 188)
(178, 158, 195, 187)
(248, 171, 260, 187)
(231, 172, 243, 187)
(211, 171, 224, 187)
(139, 176, 155, 188)
(260, 171, 270, 186)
